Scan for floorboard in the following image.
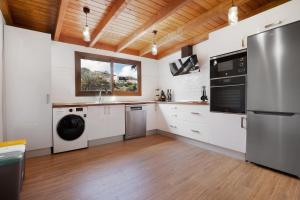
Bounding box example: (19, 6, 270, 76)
(21, 135, 300, 200)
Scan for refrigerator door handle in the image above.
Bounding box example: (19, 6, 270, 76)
(241, 117, 246, 129)
(252, 111, 295, 116)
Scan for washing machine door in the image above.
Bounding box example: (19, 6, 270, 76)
(57, 114, 85, 141)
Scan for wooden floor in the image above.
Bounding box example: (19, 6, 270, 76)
(21, 135, 300, 200)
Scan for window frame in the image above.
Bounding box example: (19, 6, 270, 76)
(75, 51, 142, 96)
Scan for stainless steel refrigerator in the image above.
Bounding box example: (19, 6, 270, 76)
(246, 21, 300, 177)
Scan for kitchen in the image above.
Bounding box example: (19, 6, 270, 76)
(0, 0, 300, 199)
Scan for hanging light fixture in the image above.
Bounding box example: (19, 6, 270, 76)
(83, 6, 91, 42)
(228, 0, 238, 25)
(151, 30, 158, 56)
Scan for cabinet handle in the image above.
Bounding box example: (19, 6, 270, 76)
(242, 37, 246, 48)
(241, 117, 246, 129)
(46, 94, 50, 104)
(171, 107, 178, 110)
(191, 112, 200, 115)
(264, 20, 282, 29)
(171, 114, 178, 117)
(170, 125, 177, 128)
(191, 129, 200, 133)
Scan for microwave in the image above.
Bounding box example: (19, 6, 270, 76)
(210, 49, 247, 79)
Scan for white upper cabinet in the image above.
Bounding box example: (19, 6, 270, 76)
(87, 105, 125, 140)
(4, 26, 52, 150)
(209, 0, 300, 57)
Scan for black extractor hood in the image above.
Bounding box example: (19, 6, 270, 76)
(169, 45, 200, 76)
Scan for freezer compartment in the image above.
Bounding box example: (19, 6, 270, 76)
(246, 111, 300, 177)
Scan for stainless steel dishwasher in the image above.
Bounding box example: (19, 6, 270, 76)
(125, 105, 147, 140)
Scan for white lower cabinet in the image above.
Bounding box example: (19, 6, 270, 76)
(87, 103, 246, 153)
(209, 113, 246, 153)
(87, 105, 125, 140)
(145, 104, 157, 131)
(158, 104, 246, 153)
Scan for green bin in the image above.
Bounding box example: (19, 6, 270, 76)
(0, 151, 23, 200)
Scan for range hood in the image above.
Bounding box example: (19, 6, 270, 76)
(169, 46, 200, 76)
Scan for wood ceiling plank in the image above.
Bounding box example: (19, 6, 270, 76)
(89, 0, 133, 47)
(157, 32, 209, 59)
(139, 0, 250, 56)
(116, 0, 192, 52)
(54, 0, 70, 40)
(0, 0, 14, 25)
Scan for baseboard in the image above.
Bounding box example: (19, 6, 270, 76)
(88, 135, 124, 147)
(26, 148, 51, 158)
(158, 130, 245, 161)
(146, 129, 158, 136)
(89, 130, 158, 147)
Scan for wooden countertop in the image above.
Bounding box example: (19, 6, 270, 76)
(52, 101, 209, 108)
(157, 101, 209, 105)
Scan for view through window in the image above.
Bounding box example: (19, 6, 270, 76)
(75, 52, 141, 96)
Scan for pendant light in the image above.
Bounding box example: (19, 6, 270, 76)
(83, 6, 91, 42)
(151, 30, 158, 56)
(228, 0, 238, 25)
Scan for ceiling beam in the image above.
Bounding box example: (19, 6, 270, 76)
(157, 0, 289, 59)
(0, 0, 14, 25)
(139, 0, 250, 56)
(89, 0, 132, 47)
(54, 0, 70, 41)
(116, 0, 192, 52)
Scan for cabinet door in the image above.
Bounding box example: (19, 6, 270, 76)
(208, 113, 246, 153)
(107, 105, 125, 137)
(145, 104, 157, 131)
(87, 105, 125, 140)
(4, 26, 52, 150)
(87, 106, 106, 140)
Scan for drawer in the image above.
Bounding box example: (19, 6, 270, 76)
(180, 105, 209, 123)
(165, 120, 184, 136)
(159, 104, 209, 123)
(159, 104, 182, 113)
(181, 121, 210, 143)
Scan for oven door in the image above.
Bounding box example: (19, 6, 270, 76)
(210, 84, 246, 114)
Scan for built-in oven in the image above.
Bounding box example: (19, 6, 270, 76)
(210, 49, 247, 114)
(210, 76, 246, 113)
(210, 49, 247, 79)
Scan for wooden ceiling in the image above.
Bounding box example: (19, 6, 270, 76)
(1, 0, 289, 59)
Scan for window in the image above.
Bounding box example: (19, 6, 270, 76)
(75, 52, 141, 96)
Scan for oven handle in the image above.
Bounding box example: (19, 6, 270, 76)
(210, 84, 245, 88)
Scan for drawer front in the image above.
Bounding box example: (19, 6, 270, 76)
(180, 105, 209, 123)
(159, 104, 181, 114)
(159, 104, 209, 123)
(181, 121, 210, 143)
(162, 119, 183, 136)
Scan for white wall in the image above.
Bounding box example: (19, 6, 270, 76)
(158, 41, 211, 101)
(0, 11, 4, 142)
(157, 0, 300, 102)
(51, 42, 159, 103)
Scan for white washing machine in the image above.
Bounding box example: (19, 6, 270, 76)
(53, 107, 88, 153)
